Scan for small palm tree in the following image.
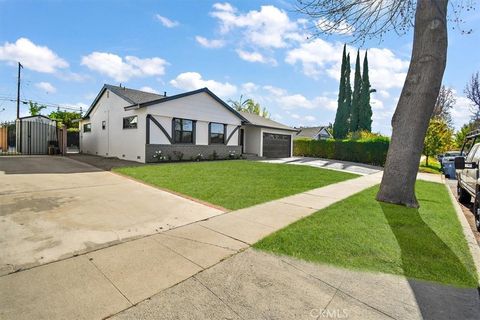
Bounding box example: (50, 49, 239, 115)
(28, 101, 47, 116)
(228, 96, 269, 118)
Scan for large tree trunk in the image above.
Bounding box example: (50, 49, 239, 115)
(376, 0, 448, 208)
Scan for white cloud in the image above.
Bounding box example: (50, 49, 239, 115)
(371, 97, 384, 110)
(139, 86, 160, 94)
(170, 72, 237, 97)
(242, 82, 258, 93)
(260, 84, 336, 111)
(285, 39, 342, 78)
(35, 82, 56, 94)
(316, 18, 354, 35)
(278, 94, 316, 109)
(377, 90, 390, 99)
(81, 52, 168, 82)
(211, 3, 299, 49)
(452, 95, 475, 130)
(286, 40, 409, 91)
(285, 111, 317, 124)
(367, 48, 409, 90)
(263, 85, 286, 96)
(0, 38, 68, 73)
(195, 36, 225, 48)
(236, 49, 277, 65)
(155, 14, 179, 28)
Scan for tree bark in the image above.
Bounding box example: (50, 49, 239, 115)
(376, 0, 448, 208)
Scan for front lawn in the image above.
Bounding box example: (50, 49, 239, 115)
(254, 180, 478, 288)
(114, 160, 357, 210)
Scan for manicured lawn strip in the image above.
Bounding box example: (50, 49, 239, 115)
(114, 160, 357, 210)
(419, 158, 441, 174)
(254, 180, 478, 288)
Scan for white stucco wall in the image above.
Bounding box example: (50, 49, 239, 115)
(243, 126, 262, 155)
(145, 92, 242, 146)
(79, 90, 147, 162)
(80, 90, 243, 162)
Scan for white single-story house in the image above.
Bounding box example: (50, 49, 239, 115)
(79, 84, 297, 163)
(294, 126, 333, 140)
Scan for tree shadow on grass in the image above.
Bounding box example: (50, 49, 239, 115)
(380, 203, 480, 319)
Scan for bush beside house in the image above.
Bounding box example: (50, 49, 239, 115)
(293, 137, 389, 166)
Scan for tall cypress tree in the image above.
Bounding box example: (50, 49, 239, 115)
(359, 51, 373, 131)
(350, 50, 362, 133)
(344, 53, 352, 130)
(333, 45, 350, 139)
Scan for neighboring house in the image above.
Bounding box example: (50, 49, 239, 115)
(79, 84, 297, 163)
(295, 126, 333, 140)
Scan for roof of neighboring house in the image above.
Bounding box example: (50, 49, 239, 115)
(240, 111, 298, 132)
(83, 84, 166, 119)
(295, 126, 332, 138)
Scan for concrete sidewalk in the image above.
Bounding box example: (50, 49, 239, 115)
(111, 249, 480, 320)
(0, 171, 448, 320)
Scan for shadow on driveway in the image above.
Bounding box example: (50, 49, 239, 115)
(0, 156, 102, 174)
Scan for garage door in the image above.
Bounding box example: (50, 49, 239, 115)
(262, 133, 291, 158)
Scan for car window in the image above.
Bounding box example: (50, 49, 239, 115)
(466, 145, 478, 162)
(473, 145, 480, 162)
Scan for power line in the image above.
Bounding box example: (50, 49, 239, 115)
(0, 97, 83, 113)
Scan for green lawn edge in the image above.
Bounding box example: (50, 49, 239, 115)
(113, 160, 358, 210)
(254, 180, 478, 288)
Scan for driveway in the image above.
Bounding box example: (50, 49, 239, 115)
(261, 157, 382, 175)
(0, 156, 223, 275)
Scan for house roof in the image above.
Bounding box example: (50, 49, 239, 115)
(123, 87, 248, 122)
(83, 85, 295, 132)
(83, 84, 165, 119)
(240, 111, 297, 132)
(295, 126, 332, 138)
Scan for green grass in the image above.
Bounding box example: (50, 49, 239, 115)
(419, 157, 442, 174)
(254, 180, 478, 288)
(114, 160, 357, 210)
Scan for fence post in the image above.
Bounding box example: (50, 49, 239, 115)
(61, 125, 67, 156)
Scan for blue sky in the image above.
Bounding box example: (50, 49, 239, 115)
(0, 0, 479, 134)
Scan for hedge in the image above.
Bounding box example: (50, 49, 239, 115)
(293, 138, 389, 166)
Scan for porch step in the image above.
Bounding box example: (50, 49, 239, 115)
(242, 153, 265, 160)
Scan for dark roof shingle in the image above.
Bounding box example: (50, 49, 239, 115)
(240, 111, 297, 132)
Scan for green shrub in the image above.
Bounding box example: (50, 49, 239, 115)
(293, 138, 389, 166)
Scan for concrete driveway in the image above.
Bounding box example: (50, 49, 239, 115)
(261, 157, 382, 175)
(0, 156, 223, 275)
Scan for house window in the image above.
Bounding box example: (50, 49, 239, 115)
(83, 123, 91, 132)
(173, 118, 194, 144)
(123, 116, 137, 129)
(209, 122, 225, 144)
(102, 121, 106, 130)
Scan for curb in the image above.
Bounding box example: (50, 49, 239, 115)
(445, 184, 480, 285)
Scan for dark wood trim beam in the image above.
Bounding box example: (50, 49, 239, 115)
(225, 125, 240, 145)
(148, 114, 173, 144)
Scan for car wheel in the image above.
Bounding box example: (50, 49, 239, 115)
(474, 196, 480, 232)
(458, 184, 471, 204)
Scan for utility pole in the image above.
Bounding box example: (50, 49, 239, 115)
(16, 62, 23, 119)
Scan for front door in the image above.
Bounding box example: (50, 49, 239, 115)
(239, 129, 244, 153)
